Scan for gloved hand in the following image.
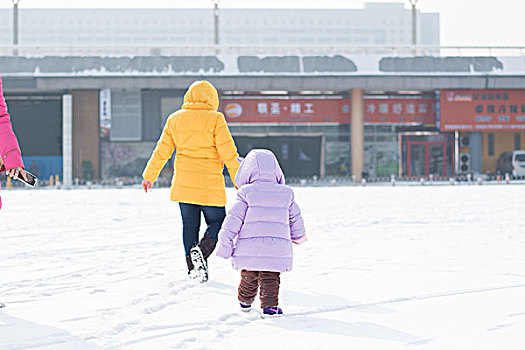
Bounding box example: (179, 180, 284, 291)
(215, 243, 233, 259)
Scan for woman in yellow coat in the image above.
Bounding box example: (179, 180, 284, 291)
(142, 80, 240, 279)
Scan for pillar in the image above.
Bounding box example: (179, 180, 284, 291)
(351, 89, 364, 181)
(12, 0, 19, 56)
(72, 90, 100, 181)
(469, 132, 482, 174)
(62, 94, 73, 189)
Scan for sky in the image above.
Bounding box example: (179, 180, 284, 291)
(0, 0, 524, 46)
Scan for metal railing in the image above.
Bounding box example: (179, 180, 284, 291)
(0, 44, 524, 57)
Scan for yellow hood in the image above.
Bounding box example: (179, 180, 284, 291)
(182, 80, 219, 111)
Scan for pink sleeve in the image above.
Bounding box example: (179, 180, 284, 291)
(0, 76, 24, 172)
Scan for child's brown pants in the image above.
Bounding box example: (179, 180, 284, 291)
(238, 270, 280, 308)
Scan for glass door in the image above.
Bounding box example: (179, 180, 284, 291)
(428, 144, 445, 176)
(409, 144, 426, 177)
(401, 133, 454, 178)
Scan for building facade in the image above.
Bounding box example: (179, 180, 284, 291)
(2, 50, 525, 183)
(0, 3, 439, 47)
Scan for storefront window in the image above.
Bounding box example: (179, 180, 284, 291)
(142, 90, 184, 142)
(228, 124, 349, 178)
(514, 133, 521, 150)
(364, 125, 399, 177)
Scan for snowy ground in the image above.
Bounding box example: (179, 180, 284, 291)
(1, 184, 524, 349)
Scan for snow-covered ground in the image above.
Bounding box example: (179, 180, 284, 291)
(1, 185, 524, 349)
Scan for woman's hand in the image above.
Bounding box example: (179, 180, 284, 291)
(6, 167, 28, 182)
(142, 180, 154, 193)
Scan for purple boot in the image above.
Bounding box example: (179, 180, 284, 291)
(239, 301, 252, 312)
(262, 306, 283, 318)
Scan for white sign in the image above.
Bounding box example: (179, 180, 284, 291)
(99, 89, 111, 138)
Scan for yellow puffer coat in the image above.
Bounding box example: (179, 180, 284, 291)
(142, 80, 240, 207)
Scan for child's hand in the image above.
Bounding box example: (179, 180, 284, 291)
(215, 244, 233, 259)
(291, 236, 308, 245)
(142, 180, 153, 193)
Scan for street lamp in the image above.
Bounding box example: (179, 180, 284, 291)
(408, 0, 418, 46)
(212, 0, 220, 45)
(12, 0, 20, 55)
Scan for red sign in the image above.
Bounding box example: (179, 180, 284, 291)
(364, 98, 436, 124)
(221, 98, 437, 125)
(440, 89, 525, 131)
(220, 99, 350, 124)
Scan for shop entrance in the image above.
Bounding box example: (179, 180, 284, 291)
(401, 133, 454, 178)
(232, 134, 323, 178)
(6, 95, 63, 180)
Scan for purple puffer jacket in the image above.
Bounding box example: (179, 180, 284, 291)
(0, 76, 24, 210)
(216, 149, 306, 273)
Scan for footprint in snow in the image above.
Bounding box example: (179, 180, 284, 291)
(142, 303, 166, 314)
(90, 289, 106, 294)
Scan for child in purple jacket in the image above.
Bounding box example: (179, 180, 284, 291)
(216, 149, 307, 317)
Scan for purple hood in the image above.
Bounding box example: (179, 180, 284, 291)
(234, 149, 285, 186)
